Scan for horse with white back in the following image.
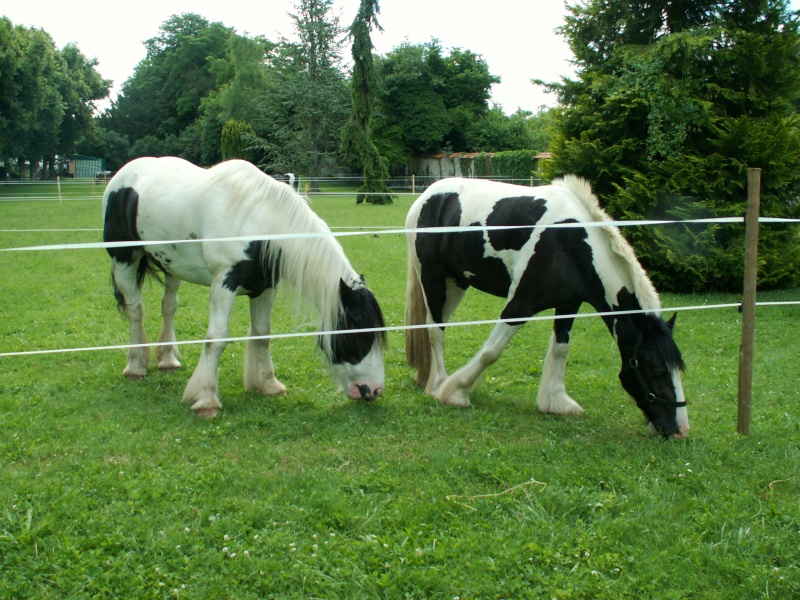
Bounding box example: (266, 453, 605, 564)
(102, 156, 386, 417)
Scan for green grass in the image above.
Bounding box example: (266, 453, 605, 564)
(1, 187, 799, 599)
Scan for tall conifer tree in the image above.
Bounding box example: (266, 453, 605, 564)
(544, 0, 800, 291)
(341, 0, 394, 204)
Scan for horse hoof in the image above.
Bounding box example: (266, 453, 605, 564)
(124, 372, 147, 380)
(438, 394, 472, 408)
(194, 407, 220, 419)
(158, 364, 181, 372)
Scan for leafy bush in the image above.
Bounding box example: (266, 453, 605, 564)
(491, 150, 539, 181)
(544, 1, 800, 291)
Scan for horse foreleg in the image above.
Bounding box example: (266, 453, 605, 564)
(113, 260, 150, 379)
(436, 322, 521, 407)
(182, 281, 236, 418)
(537, 322, 583, 416)
(244, 288, 286, 396)
(156, 275, 182, 370)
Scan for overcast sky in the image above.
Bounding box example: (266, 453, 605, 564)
(3, 0, 574, 114)
(5, 1, 800, 115)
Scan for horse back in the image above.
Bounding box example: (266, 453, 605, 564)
(407, 177, 643, 314)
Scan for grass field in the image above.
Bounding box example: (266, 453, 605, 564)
(1, 183, 799, 598)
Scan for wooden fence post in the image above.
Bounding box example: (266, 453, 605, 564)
(737, 168, 761, 435)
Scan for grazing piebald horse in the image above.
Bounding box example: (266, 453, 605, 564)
(102, 156, 385, 417)
(405, 176, 688, 438)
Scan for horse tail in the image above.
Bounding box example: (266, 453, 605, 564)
(405, 247, 431, 388)
(110, 255, 156, 313)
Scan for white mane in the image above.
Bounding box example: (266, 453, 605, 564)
(205, 160, 357, 349)
(552, 175, 661, 313)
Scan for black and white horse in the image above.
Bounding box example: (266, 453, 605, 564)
(405, 176, 688, 438)
(102, 157, 385, 417)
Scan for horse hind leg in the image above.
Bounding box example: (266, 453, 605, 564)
(537, 314, 583, 416)
(244, 288, 286, 396)
(112, 259, 151, 379)
(424, 277, 466, 397)
(156, 274, 182, 370)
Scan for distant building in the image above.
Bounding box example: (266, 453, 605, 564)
(69, 155, 106, 179)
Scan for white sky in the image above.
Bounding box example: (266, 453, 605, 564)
(6, 1, 800, 115)
(2, 0, 574, 114)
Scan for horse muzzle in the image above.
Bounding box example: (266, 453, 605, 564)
(650, 422, 689, 439)
(346, 384, 383, 402)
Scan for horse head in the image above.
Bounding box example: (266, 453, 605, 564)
(617, 313, 689, 438)
(323, 277, 386, 401)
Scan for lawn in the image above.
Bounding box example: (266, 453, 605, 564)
(1, 184, 798, 599)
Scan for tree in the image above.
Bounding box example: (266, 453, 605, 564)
(377, 42, 451, 154)
(198, 33, 275, 165)
(104, 14, 233, 155)
(220, 119, 256, 160)
(52, 44, 111, 176)
(543, 0, 800, 291)
(0, 19, 109, 177)
(465, 106, 555, 153)
(376, 41, 499, 155)
(341, 0, 394, 204)
(75, 123, 129, 172)
(243, 1, 351, 180)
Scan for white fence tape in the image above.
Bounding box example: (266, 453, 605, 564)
(2, 301, 799, 359)
(2, 217, 799, 254)
(1, 210, 798, 359)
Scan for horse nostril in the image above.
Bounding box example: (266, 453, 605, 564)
(357, 384, 371, 400)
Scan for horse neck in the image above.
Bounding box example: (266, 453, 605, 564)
(276, 233, 356, 332)
(586, 281, 654, 362)
(607, 313, 642, 361)
(587, 224, 661, 316)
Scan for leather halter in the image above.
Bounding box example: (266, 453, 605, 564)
(621, 334, 687, 409)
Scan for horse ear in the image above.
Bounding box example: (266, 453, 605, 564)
(666, 312, 677, 331)
(339, 278, 355, 301)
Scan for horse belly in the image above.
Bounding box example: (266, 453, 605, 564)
(456, 263, 512, 298)
(442, 234, 515, 298)
(144, 242, 215, 287)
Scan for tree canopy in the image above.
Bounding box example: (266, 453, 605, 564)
(88, 6, 526, 176)
(341, 0, 394, 204)
(374, 41, 500, 156)
(543, 0, 800, 291)
(0, 17, 110, 177)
